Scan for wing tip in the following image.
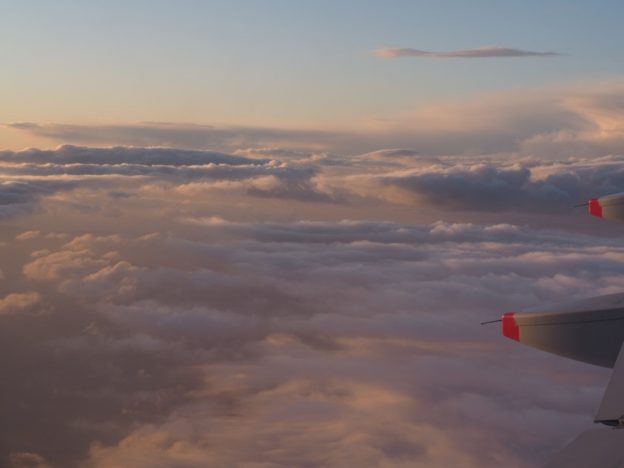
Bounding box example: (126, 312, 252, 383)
(502, 312, 520, 341)
(589, 198, 603, 218)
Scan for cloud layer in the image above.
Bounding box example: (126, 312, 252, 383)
(0, 139, 622, 467)
(2, 81, 624, 466)
(3, 122, 343, 155)
(1, 143, 624, 230)
(2, 217, 619, 467)
(10, 83, 624, 158)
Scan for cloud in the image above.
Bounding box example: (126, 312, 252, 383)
(3, 112, 624, 466)
(0, 145, 339, 215)
(0, 179, 84, 219)
(0, 292, 41, 315)
(3, 122, 345, 154)
(16, 231, 68, 241)
(3, 143, 624, 222)
(0, 144, 259, 166)
(4, 82, 615, 157)
(0, 127, 622, 468)
(9, 452, 52, 468)
(344, 158, 624, 212)
(375, 46, 561, 59)
(3, 220, 616, 466)
(2, 136, 624, 233)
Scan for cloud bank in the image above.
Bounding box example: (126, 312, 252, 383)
(3, 122, 343, 154)
(1, 143, 624, 226)
(1, 216, 617, 467)
(10, 83, 624, 158)
(3, 81, 624, 467)
(0, 141, 621, 467)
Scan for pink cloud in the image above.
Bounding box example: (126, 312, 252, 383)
(375, 46, 560, 59)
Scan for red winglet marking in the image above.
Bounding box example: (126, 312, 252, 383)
(502, 313, 520, 341)
(589, 198, 603, 218)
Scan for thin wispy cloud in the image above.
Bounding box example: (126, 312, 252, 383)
(375, 46, 561, 59)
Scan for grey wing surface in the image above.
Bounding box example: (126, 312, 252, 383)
(499, 293, 624, 467)
(496, 195, 624, 466)
(544, 342, 624, 467)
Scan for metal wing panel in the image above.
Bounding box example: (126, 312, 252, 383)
(543, 428, 624, 468)
(502, 293, 624, 368)
(595, 343, 624, 425)
(589, 193, 624, 224)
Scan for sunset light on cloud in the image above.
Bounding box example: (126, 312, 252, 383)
(2, 1, 624, 467)
(374, 46, 561, 59)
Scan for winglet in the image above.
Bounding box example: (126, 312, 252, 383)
(501, 313, 519, 341)
(588, 198, 603, 218)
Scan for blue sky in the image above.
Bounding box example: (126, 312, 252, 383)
(2, 1, 624, 136)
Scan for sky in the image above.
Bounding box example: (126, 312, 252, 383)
(2, 2, 624, 468)
(2, 0, 624, 145)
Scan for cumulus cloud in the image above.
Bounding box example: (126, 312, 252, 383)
(0, 179, 84, 219)
(375, 46, 561, 59)
(0, 145, 259, 166)
(346, 158, 624, 212)
(3, 92, 624, 466)
(3, 143, 624, 223)
(293, 153, 616, 214)
(0, 145, 340, 220)
(0, 292, 41, 315)
(1, 218, 617, 467)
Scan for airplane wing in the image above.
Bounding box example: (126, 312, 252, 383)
(501, 295, 624, 467)
(596, 343, 624, 425)
(587, 192, 624, 223)
(543, 343, 624, 467)
(499, 193, 624, 466)
(543, 427, 624, 468)
(501, 293, 624, 369)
